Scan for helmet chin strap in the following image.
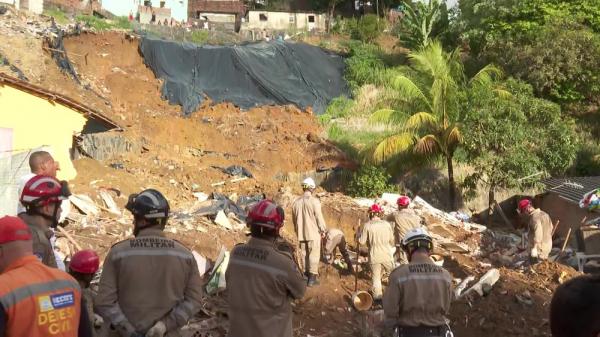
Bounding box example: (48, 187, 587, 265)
(30, 205, 60, 229)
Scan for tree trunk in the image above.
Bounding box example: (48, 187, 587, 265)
(447, 154, 456, 210)
(487, 184, 495, 227)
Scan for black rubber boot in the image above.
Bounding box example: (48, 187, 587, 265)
(307, 274, 320, 287)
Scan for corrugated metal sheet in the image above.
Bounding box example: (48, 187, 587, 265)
(543, 177, 600, 204)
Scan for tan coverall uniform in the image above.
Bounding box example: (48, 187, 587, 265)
(292, 191, 327, 275)
(391, 209, 422, 264)
(20, 215, 58, 268)
(383, 254, 453, 337)
(358, 219, 395, 299)
(527, 209, 553, 260)
(226, 237, 307, 337)
(95, 228, 203, 337)
(323, 228, 344, 261)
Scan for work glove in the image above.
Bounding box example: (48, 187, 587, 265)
(93, 313, 104, 328)
(145, 321, 167, 337)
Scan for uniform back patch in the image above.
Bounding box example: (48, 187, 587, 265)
(51, 292, 75, 309)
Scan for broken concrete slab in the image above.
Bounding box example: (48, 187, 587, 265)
(463, 268, 500, 297)
(439, 241, 470, 253)
(69, 194, 100, 216)
(99, 189, 120, 216)
(214, 210, 232, 230)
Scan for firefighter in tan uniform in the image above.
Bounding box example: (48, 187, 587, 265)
(391, 196, 422, 264)
(95, 189, 203, 337)
(226, 200, 307, 337)
(383, 228, 453, 337)
(518, 199, 553, 261)
(292, 177, 327, 286)
(358, 204, 395, 301)
(322, 228, 353, 274)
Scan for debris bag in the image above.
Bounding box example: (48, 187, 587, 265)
(221, 165, 253, 178)
(139, 37, 349, 115)
(205, 247, 229, 295)
(46, 31, 80, 83)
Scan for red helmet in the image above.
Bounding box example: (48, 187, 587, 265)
(247, 200, 285, 232)
(369, 204, 384, 214)
(20, 175, 69, 208)
(70, 250, 100, 274)
(0, 216, 32, 244)
(397, 196, 410, 208)
(518, 199, 532, 212)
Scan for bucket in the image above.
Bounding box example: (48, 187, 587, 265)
(352, 290, 373, 311)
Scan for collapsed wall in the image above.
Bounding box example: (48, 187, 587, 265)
(139, 37, 349, 115)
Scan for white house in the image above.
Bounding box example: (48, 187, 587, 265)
(244, 10, 326, 31)
(101, 0, 188, 22)
(0, 0, 43, 14)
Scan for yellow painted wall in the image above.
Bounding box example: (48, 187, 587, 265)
(0, 85, 88, 180)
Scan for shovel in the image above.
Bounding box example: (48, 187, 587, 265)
(351, 218, 373, 311)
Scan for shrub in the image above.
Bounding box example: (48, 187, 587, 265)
(347, 165, 394, 197)
(76, 15, 112, 30)
(351, 14, 381, 43)
(345, 42, 386, 90)
(187, 30, 209, 45)
(319, 96, 354, 124)
(44, 8, 70, 25)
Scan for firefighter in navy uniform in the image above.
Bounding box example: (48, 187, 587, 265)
(226, 200, 307, 337)
(95, 189, 203, 337)
(383, 228, 453, 337)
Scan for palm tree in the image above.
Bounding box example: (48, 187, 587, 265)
(366, 41, 503, 210)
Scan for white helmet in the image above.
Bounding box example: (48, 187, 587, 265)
(402, 227, 433, 247)
(302, 177, 316, 190)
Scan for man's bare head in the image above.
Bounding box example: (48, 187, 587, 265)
(28, 151, 59, 177)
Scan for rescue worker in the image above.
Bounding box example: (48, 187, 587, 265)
(358, 204, 395, 301)
(383, 228, 453, 337)
(19, 175, 70, 268)
(68, 250, 104, 335)
(550, 274, 600, 337)
(226, 200, 307, 337)
(391, 196, 422, 264)
(95, 189, 203, 337)
(292, 177, 327, 286)
(0, 216, 93, 337)
(322, 228, 353, 274)
(518, 199, 553, 261)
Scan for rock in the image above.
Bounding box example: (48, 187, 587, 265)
(307, 132, 322, 143)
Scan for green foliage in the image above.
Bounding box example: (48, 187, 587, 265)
(344, 42, 387, 90)
(487, 20, 600, 104)
(461, 78, 577, 203)
(188, 30, 209, 45)
(455, 0, 600, 107)
(397, 0, 445, 49)
(574, 143, 600, 176)
(44, 8, 70, 25)
(320, 96, 355, 124)
(76, 15, 132, 31)
(351, 14, 382, 43)
(113, 16, 133, 30)
(347, 165, 395, 197)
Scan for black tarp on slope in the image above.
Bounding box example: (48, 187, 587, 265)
(139, 37, 349, 115)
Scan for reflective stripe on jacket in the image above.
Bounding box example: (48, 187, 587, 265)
(0, 255, 82, 337)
